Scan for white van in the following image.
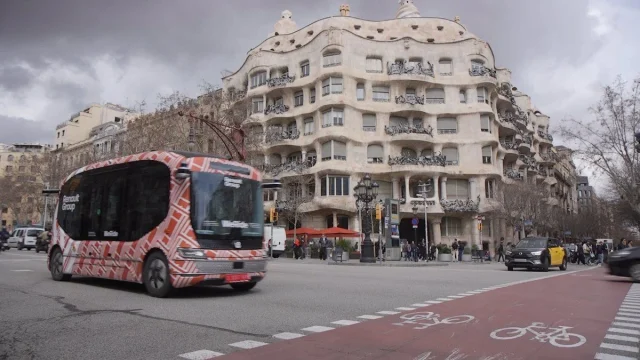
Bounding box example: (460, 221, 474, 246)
(264, 224, 286, 258)
(7, 227, 44, 250)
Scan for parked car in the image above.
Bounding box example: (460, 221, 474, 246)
(607, 247, 640, 281)
(7, 227, 45, 250)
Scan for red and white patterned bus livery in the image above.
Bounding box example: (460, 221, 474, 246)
(47, 151, 275, 297)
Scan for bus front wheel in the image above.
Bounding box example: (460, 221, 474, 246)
(50, 248, 72, 281)
(230, 282, 257, 292)
(143, 252, 173, 298)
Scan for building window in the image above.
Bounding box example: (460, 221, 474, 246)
(390, 116, 409, 127)
(321, 140, 347, 161)
(57, 132, 60, 138)
(300, 60, 310, 77)
(274, 97, 284, 106)
(442, 217, 462, 236)
(250, 71, 267, 88)
(252, 97, 264, 114)
(421, 148, 433, 157)
(18, 166, 25, 172)
(7, 155, 13, 162)
(307, 151, 317, 166)
(459, 90, 467, 103)
(481, 219, 492, 237)
(482, 146, 492, 164)
(62, 130, 65, 136)
(442, 147, 459, 165)
(408, 57, 422, 68)
(485, 179, 495, 199)
(263, 189, 276, 202)
(471, 59, 484, 72)
(439, 59, 452, 75)
(323, 50, 342, 67)
(446, 179, 469, 200)
(322, 108, 344, 127)
(372, 86, 390, 102)
(320, 175, 350, 196)
(402, 147, 417, 158)
(437, 117, 457, 134)
(426, 88, 445, 104)
(366, 56, 383, 73)
(294, 91, 304, 107)
(477, 87, 488, 104)
(5, 166, 13, 172)
(362, 114, 376, 132)
(413, 118, 423, 128)
(406, 88, 416, 95)
(286, 121, 297, 136)
(480, 115, 491, 133)
(303, 118, 314, 135)
(287, 151, 302, 163)
(356, 83, 365, 101)
(310, 88, 316, 103)
(269, 154, 282, 165)
(367, 144, 384, 163)
(322, 77, 343, 95)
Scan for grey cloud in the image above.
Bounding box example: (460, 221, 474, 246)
(0, 115, 51, 144)
(0, 65, 34, 92)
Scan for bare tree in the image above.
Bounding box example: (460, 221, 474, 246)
(558, 76, 640, 228)
(493, 181, 552, 237)
(275, 173, 315, 241)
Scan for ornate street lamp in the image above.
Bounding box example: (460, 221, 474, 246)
(354, 174, 379, 263)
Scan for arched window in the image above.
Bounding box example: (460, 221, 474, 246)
(442, 147, 459, 165)
(7, 155, 14, 162)
(306, 150, 317, 166)
(19, 155, 26, 161)
(287, 121, 297, 135)
(420, 148, 433, 157)
(287, 151, 302, 163)
(367, 144, 384, 163)
(323, 50, 342, 67)
(366, 57, 383, 73)
(390, 116, 409, 127)
(250, 70, 267, 88)
(471, 59, 484, 71)
(269, 154, 282, 165)
(401, 147, 416, 158)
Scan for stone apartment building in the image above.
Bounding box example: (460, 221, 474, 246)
(221, 1, 578, 246)
(576, 175, 596, 213)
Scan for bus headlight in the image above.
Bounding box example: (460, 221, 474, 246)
(178, 248, 207, 259)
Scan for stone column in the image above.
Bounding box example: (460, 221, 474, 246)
(392, 177, 401, 199)
(498, 154, 505, 176)
(404, 175, 411, 199)
(314, 172, 321, 196)
(301, 150, 307, 161)
(432, 175, 440, 199)
(500, 218, 507, 240)
(280, 153, 287, 164)
(264, 154, 270, 164)
(333, 212, 338, 229)
(468, 177, 477, 200)
(471, 216, 480, 247)
(440, 177, 448, 200)
(432, 217, 442, 245)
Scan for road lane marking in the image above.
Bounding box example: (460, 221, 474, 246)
(228, 340, 268, 349)
(605, 334, 640, 343)
(10, 269, 33, 272)
(411, 303, 430, 307)
(610, 328, 640, 335)
(595, 353, 636, 360)
(358, 315, 383, 320)
(435, 298, 453, 301)
(448, 295, 465, 298)
(396, 307, 415, 311)
(331, 320, 359, 326)
(178, 350, 224, 359)
(616, 317, 640, 323)
(599, 343, 639, 353)
(614, 322, 640, 329)
(619, 312, 640, 317)
(425, 300, 442, 304)
(301, 326, 334, 333)
(273, 332, 305, 340)
(377, 311, 400, 315)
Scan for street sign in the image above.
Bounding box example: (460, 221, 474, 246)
(411, 218, 418, 225)
(413, 225, 418, 229)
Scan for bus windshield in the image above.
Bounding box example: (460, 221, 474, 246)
(191, 171, 263, 240)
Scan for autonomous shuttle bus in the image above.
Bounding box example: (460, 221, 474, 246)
(48, 151, 280, 297)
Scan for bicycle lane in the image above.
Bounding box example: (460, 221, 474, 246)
(219, 268, 629, 360)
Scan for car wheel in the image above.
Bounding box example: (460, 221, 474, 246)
(230, 282, 257, 292)
(559, 257, 567, 271)
(272, 253, 280, 258)
(50, 248, 71, 281)
(143, 251, 173, 298)
(630, 264, 640, 282)
(507, 266, 513, 271)
(27, 247, 31, 251)
(542, 257, 550, 272)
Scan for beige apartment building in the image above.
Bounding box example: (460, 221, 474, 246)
(221, 1, 576, 246)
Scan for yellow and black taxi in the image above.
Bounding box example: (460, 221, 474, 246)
(607, 246, 640, 281)
(505, 237, 568, 272)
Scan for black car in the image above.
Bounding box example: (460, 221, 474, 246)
(505, 237, 568, 272)
(607, 247, 640, 281)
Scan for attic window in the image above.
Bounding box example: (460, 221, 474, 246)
(354, 25, 361, 30)
(437, 26, 444, 31)
(367, 35, 374, 39)
(275, 41, 280, 46)
(411, 25, 419, 30)
(307, 30, 314, 35)
(296, 44, 302, 48)
(377, 28, 384, 33)
(290, 39, 295, 44)
(427, 38, 435, 43)
(390, 36, 397, 40)
(459, 31, 464, 35)
(275, 32, 279, 36)
(270, 48, 275, 51)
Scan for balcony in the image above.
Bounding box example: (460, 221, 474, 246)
(469, 65, 497, 78)
(395, 94, 424, 105)
(519, 154, 537, 167)
(440, 196, 481, 213)
(539, 152, 555, 164)
(385, 124, 434, 137)
(498, 113, 518, 127)
(537, 130, 553, 142)
(499, 139, 519, 151)
(388, 153, 446, 167)
(504, 168, 523, 180)
(265, 128, 300, 144)
(267, 74, 295, 88)
(425, 97, 445, 105)
(387, 61, 434, 77)
(260, 159, 312, 176)
(264, 104, 290, 115)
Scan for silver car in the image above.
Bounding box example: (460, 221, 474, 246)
(8, 228, 44, 250)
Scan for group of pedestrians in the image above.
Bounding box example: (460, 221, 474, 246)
(292, 234, 333, 260)
(401, 240, 436, 262)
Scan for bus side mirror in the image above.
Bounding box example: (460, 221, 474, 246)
(175, 163, 191, 180)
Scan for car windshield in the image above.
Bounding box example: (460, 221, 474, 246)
(27, 230, 41, 237)
(515, 238, 547, 249)
(191, 171, 263, 240)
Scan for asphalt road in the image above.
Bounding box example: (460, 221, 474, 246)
(0, 250, 598, 360)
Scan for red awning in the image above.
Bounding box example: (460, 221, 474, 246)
(285, 227, 321, 237)
(319, 227, 361, 238)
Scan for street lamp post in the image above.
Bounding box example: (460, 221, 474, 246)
(412, 205, 418, 244)
(354, 174, 379, 263)
(418, 180, 432, 248)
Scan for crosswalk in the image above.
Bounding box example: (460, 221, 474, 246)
(596, 283, 640, 360)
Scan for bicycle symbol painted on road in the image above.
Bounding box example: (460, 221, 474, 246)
(490, 322, 586, 348)
(392, 312, 475, 330)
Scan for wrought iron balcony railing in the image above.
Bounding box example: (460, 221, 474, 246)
(504, 168, 523, 180)
(384, 124, 433, 136)
(498, 113, 518, 127)
(266, 74, 295, 87)
(519, 154, 537, 167)
(395, 94, 424, 105)
(259, 159, 312, 176)
(264, 104, 290, 115)
(388, 153, 447, 167)
(265, 129, 300, 143)
(425, 98, 445, 104)
(500, 140, 519, 150)
(469, 65, 497, 78)
(440, 196, 481, 213)
(537, 130, 553, 141)
(387, 61, 434, 77)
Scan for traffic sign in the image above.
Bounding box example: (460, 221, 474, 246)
(413, 225, 418, 229)
(412, 218, 419, 225)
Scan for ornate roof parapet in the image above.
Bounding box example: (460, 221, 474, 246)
(388, 152, 446, 167)
(440, 196, 481, 213)
(384, 124, 433, 136)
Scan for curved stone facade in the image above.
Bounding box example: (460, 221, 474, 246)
(222, 2, 563, 247)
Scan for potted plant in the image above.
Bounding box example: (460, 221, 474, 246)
(437, 243, 453, 262)
(334, 238, 351, 261)
(462, 246, 472, 262)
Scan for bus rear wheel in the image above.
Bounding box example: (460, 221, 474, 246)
(143, 252, 173, 298)
(50, 248, 71, 281)
(230, 282, 257, 292)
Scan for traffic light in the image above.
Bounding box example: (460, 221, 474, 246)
(478, 222, 483, 231)
(375, 204, 382, 220)
(269, 208, 275, 223)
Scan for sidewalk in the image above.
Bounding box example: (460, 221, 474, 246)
(272, 257, 504, 267)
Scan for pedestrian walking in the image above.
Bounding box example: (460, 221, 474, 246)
(497, 238, 505, 262)
(293, 237, 301, 259)
(452, 239, 459, 262)
(456, 239, 464, 261)
(319, 234, 328, 260)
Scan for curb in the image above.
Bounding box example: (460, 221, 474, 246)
(327, 262, 449, 267)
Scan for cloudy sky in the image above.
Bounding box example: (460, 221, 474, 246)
(1, 0, 638, 185)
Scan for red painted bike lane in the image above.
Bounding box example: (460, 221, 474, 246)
(221, 268, 630, 360)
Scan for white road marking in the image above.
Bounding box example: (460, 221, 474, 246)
(377, 311, 400, 315)
(617, 317, 640, 323)
(614, 322, 640, 329)
(10, 269, 33, 272)
(396, 307, 416, 311)
(600, 343, 639, 353)
(610, 328, 640, 335)
(435, 298, 453, 301)
(331, 320, 359, 326)
(619, 307, 640, 313)
(358, 315, 383, 320)
(425, 300, 442, 304)
(448, 295, 465, 298)
(619, 312, 640, 317)
(301, 326, 334, 333)
(228, 340, 268, 349)
(273, 332, 305, 340)
(595, 353, 636, 360)
(605, 334, 640, 343)
(178, 350, 224, 359)
(411, 303, 430, 307)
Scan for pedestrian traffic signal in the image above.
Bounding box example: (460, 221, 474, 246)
(375, 204, 382, 220)
(269, 208, 278, 223)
